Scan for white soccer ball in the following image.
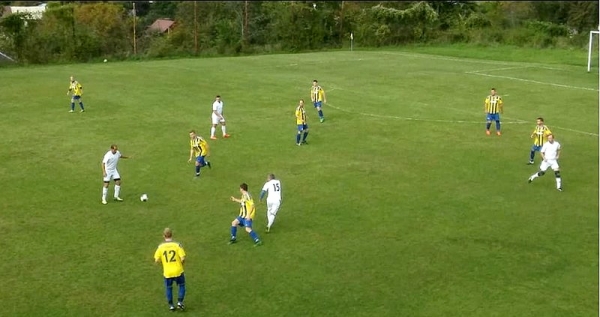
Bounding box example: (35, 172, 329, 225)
(140, 194, 148, 202)
(103, 59, 107, 63)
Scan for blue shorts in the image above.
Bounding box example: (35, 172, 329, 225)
(196, 156, 206, 165)
(72, 95, 81, 100)
(236, 216, 253, 228)
(486, 113, 500, 121)
(531, 145, 542, 152)
(297, 124, 308, 132)
(164, 273, 185, 288)
(313, 101, 322, 108)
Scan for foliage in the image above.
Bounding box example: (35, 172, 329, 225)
(1, 1, 599, 65)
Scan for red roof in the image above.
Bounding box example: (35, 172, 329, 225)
(148, 19, 175, 33)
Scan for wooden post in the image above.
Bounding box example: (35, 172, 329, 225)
(194, 1, 198, 55)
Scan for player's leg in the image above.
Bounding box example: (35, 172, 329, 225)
(113, 171, 123, 201)
(220, 119, 230, 138)
(211, 115, 218, 139)
(175, 274, 186, 310)
(551, 162, 562, 191)
(230, 217, 242, 243)
(528, 145, 538, 165)
(78, 96, 84, 112)
(101, 177, 110, 204)
(495, 114, 501, 135)
(164, 277, 176, 311)
(529, 162, 549, 182)
(203, 155, 211, 169)
(244, 220, 262, 245)
(296, 125, 303, 145)
(316, 102, 324, 122)
(302, 125, 309, 144)
(194, 157, 202, 177)
(70, 96, 76, 112)
(267, 201, 280, 231)
(485, 114, 492, 135)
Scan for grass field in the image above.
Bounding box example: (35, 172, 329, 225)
(0, 46, 598, 317)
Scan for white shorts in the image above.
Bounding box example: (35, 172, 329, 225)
(211, 113, 225, 125)
(103, 169, 121, 182)
(267, 200, 281, 216)
(539, 160, 559, 172)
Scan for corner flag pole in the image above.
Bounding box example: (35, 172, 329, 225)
(350, 32, 354, 51)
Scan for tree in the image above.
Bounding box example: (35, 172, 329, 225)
(567, 1, 599, 33)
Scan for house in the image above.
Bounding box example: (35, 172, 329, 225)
(2, 3, 47, 19)
(148, 19, 175, 35)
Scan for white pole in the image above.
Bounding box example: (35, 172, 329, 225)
(588, 31, 593, 72)
(350, 32, 353, 51)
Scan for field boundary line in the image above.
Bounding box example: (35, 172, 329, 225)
(465, 66, 534, 74)
(465, 71, 598, 92)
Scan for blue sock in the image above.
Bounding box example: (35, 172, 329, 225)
(70, 102, 75, 111)
(177, 284, 185, 302)
(166, 286, 173, 305)
(318, 110, 324, 118)
(303, 131, 308, 142)
(230, 226, 237, 239)
(485, 122, 491, 130)
(195, 165, 200, 174)
(530, 151, 535, 161)
(296, 134, 301, 144)
(495, 120, 501, 131)
(79, 102, 84, 110)
(249, 230, 260, 242)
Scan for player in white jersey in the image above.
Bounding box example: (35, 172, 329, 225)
(528, 134, 562, 191)
(101, 144, 131, 204)
(259, 174, 282, 233)
(210, 95, 230, 140)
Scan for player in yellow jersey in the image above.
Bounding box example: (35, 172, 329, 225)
(229, 183, 262, 246)
(528, 117, 552, 165)
(295, 99, 309, 146)
(484, 88, 503, 136)
(188, 130, 211, 177)
(154, 228, 187, 312)
(67, 76, 85, 113)
(311, 79, 327, 122)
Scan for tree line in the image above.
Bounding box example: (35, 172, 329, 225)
(0, 1, 598, 64)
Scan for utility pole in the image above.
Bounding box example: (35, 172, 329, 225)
(133, 2, 137, 55)
(194, 1, 198, 55)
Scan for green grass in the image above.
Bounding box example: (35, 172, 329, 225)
(0, 46, 597, 317)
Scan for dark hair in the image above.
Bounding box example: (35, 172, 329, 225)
(240, 183, 248, 191)
(216, 95, 221, 98)
(110, 144, 117, 149)
(536, 117, 544, 122)
(313, 80, 318, 83)
(491, 88, 496, 91)
(269, 174, 275, 180)
(189, 130, 196, 133)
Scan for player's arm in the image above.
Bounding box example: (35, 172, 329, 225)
(498, 98, 504, 114)
(230, 196, 242, 203)
(483, 99, 488, 113)
(540, 148, 546, 161)
(322, 88, 327, 103)
(188, 146, 195, 162)
(101, 161, 107, 177)
(153, 248, 161, 264)
(178, 245, 186, 264)
(530, 129, 536, 139)
(260, 184, 268, 202)
(310, 89, 315, 102)
(556, 147, 561, 160)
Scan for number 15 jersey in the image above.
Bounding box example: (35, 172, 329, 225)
(154, 241, 186, 278)
(262, 179, 282, 202)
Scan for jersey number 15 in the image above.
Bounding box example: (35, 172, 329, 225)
(273, 183, 280, 191)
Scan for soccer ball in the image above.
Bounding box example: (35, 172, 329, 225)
(140, 194, 148, 202)
(103, 59, 107, 63)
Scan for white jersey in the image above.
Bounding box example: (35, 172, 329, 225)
(262, 179, 282, 202)
(102, 150, 122, 171)
(541, 141, 561, 161)
(212, 100, 224, 116)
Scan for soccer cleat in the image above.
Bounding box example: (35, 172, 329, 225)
(265, 227, 270, 233)
(497, 131, 502, 136)
(210, 136, 217, 140)
(102, 199, 107, 205)
(485, 130, 491, 135)
(195, 173, 200, 177)
(319, 117, 324, 123)
(558, 188, 563, 192)
(114, 197, 123, 202)
(69, 110, 74, 113)
(302, 140, 308, 145)
(223, 134, 231, 138)
(177, 302, 185, 311)
(206, 161, 212, 169)
(528, 178, 532, 183)
(296, 143, 301, 146)
(527, 161, 534, 165)
(80, 110, 84, 113)
(228, 239, 237, 245)
(169, 305, 176, 312)
(254, 240, 263, 247)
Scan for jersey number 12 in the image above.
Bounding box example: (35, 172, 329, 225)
(163, 250, 176, 262)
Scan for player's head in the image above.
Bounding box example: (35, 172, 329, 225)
(70, 76, 74, 82)
(490, 88, 497, 96)
(239, 183, 248, 193)
(163, 228, 173, 239)
(215, 95, 221, 102)
(299, 99, 304, 107)
(268, 174, 275, 181)
(312, 80, 318, 87)
(536, 117, 544, 126)
(110, 144, 118, 154)
(189, 130, 197, 139)
(547, 134, 554, 142)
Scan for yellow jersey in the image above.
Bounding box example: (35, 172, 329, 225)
(238, 192, 256, 220)
(190, 136, 208, 157)
(532, 125, 552, 146)
(311, 86, 325, 102)
(154, 240, 186, 278)
(69, 81, 83, 96)
(295, 106, 307, 125)
(485, 95, 503, 114)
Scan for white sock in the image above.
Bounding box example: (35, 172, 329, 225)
(267, 213, 275, 228)
(102, 187, 108, 200)
(211, 127, 216, 137)
(221, 125, 227, 136)
(114, 185, 121, 198)
(556, 177, 562, 189)
(530, 173, 539, 181)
